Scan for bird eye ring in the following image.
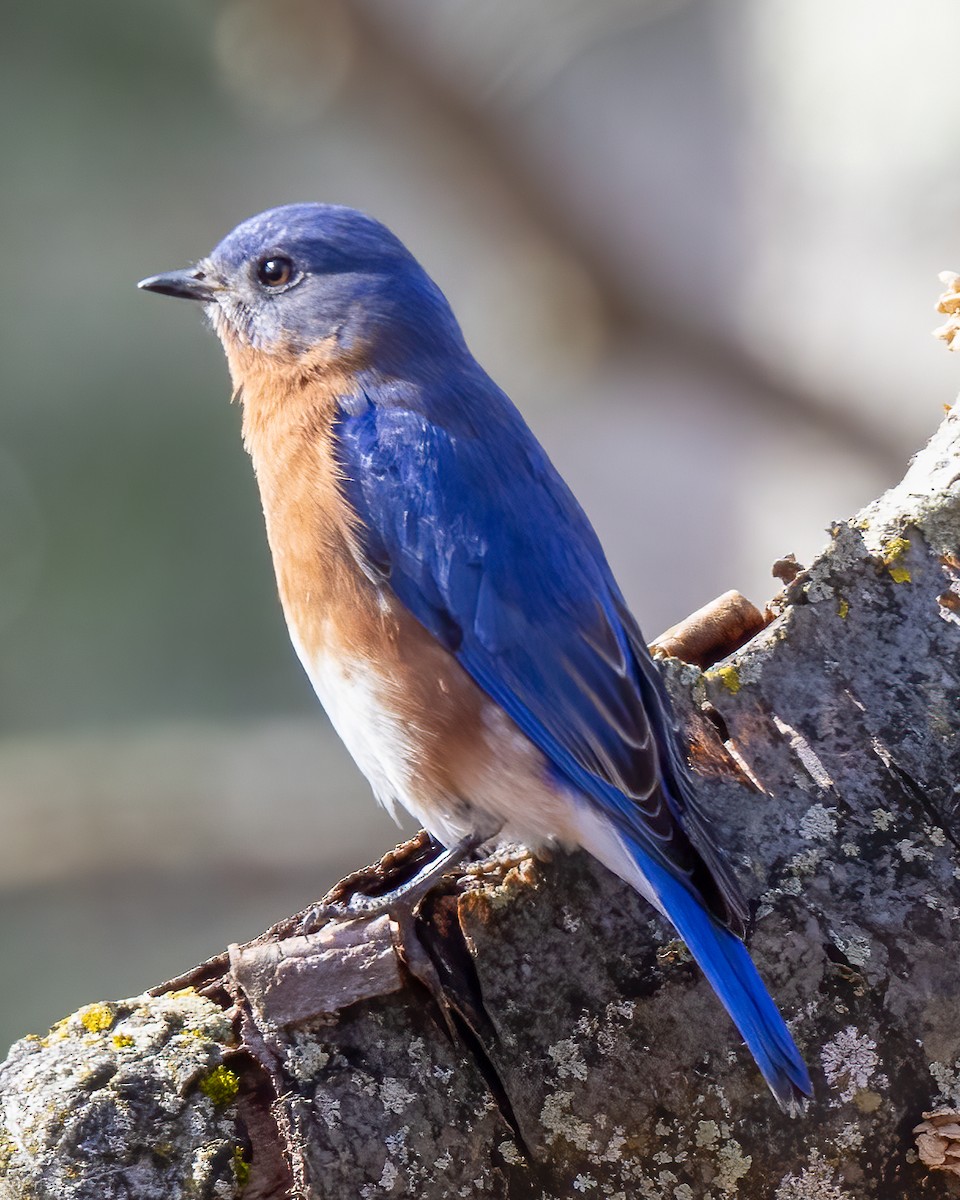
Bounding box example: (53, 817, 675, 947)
(255, 255, 297, 290)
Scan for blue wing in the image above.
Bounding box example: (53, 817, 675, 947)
(334, 371, 812, 1111)
(334, 370, 747, 933)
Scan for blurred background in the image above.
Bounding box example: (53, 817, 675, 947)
(1, 0, 958, 1052)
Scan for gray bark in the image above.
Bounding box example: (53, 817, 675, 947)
(1, 411, 959, 1200)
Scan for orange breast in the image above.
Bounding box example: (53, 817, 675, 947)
(226, 336, 595, 854)
(230, 338, 515, 835)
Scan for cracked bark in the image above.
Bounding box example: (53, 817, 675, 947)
(1, 410, 959, 1200)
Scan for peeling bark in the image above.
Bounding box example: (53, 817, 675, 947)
(1, 411, 959, 1199)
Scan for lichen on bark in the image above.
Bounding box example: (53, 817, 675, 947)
(0, 991, 245, 1199)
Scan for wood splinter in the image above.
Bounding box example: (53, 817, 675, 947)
(650, 588, 767, 668)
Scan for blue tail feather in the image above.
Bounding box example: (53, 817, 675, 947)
(628, 841, 813, 1114)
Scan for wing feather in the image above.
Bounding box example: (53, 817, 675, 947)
(334, 382, 746, 931)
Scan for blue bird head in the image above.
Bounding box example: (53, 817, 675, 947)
(139, 203, 467, 369)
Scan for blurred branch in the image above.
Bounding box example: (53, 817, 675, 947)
(2, 411, 959, 1197)
(344, 1, 905, 476)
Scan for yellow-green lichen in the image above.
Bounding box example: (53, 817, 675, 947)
(112, 1033, 134, 1049)
(233, 1145, 251, 1189)
(79, 1003, 116, 1034)
(882, 536, 912, 583)
(42, 1016, 71, 1045)
(716, 665, 741, 694)
(199, 1064, 240, 1107)
(838, 597, 849, 619)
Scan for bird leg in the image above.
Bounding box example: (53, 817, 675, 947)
(336, 831, 490, 917)
(299, 829, 496, 934)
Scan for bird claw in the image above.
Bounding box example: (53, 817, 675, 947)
(296, 892, 411, 935)
(295, 901, 342, 935)
(295, 829, 496, 936)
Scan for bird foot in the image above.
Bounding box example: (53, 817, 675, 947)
(297, 830, 492, 935)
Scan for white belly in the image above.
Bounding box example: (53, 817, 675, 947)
(296, 638, 416, 825)
(290, 624, 660, 912)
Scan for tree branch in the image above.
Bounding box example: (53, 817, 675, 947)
(1, 410, 959, 1198)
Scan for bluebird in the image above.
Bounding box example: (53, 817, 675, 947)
(139, 203, 812, 1112)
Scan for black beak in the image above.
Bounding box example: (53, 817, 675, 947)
(137, 267, 220, 302)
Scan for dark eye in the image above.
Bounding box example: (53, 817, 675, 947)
(256, 255, 295, 289)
